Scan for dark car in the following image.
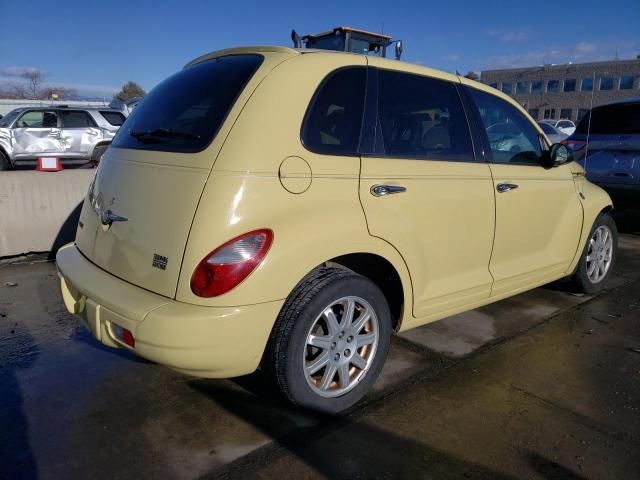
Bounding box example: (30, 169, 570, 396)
(564, 99, 640, 208)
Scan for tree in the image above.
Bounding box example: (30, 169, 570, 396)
(114, 81, 146, 102)
(463, 71, 480, 81)
(0, 68, 47, 99)
(20, 69, 46, 99)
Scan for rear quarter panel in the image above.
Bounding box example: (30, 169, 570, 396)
(175, 53, 413, 314)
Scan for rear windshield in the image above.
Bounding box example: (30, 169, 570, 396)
(576, 103, 640, 135)
(111, 54, 264, 153)
(99, 110, 126, 126)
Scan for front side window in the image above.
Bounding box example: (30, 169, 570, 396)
(469, 88, 542, 165)
(301, 67, 366, 155)
(349, 38, 383, 56)
(600, 76, 614, 91)
(377, 70, 473, 161)
(547, 80, 559, 93)
(16, 110, 58, 128)
(619, 75, 634, 90)
(581, 78, 594, 91)
(563, 79, 576, 92)
(112, 54, 264, 153)
(61, 110, 95, 128)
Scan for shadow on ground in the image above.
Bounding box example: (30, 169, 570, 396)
(190, 381, 520, 480)
(613, 209, 640, 236)
(0, 329, 38, 480)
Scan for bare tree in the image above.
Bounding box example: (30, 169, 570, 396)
(20, 69, 46, 99)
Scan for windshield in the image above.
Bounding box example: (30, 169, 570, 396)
(0, 109, 22, 128)
(111, 54, 264, 153)
(576, 103, 640, 135)
(538, 123, 556, 134)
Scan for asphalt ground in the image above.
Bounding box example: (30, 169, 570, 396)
(1, 222, 639, 479)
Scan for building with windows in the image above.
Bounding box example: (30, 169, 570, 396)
(480, 58, 640, 123)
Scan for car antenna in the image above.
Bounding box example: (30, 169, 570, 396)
(583, 71, 596, 174)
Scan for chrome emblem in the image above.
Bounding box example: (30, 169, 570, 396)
(99, 209, 128, 226)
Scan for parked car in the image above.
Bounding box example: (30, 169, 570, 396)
(56, 46, 616, 413)
(563, 99, 640, 209)
(537, 121, 568, 144)
(0, 106, 126, 170)
(540, 118, 576, 136)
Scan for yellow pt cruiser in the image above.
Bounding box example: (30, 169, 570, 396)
(57, 46, 617, 413)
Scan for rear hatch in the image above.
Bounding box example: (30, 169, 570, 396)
(75, 52, 284, 298)
(569, 102, 640, 186)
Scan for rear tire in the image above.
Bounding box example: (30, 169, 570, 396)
(267, 267, 391, 414)
(571, 212, 617, 294)
(0, 151, 12, 171)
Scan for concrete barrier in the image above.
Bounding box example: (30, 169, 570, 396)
(0, 170, 94, 258)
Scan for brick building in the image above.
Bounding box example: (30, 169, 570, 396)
(480, 57, 640, 123)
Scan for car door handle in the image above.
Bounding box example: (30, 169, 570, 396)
(497, 183, 518, 193)
(370, 184, 407, 197)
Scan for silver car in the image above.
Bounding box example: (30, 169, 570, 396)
(0, 106, 126, 170)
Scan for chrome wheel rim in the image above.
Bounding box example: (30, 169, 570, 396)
(303, 296, 379, 398)
(586, 225, 613, 283)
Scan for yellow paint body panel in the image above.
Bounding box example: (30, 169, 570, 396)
(57, 48, 612, 377)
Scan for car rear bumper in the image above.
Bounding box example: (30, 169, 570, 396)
(56, 243, 283, 378)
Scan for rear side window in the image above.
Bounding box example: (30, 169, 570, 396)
(302, 67, 366, 155)
(99, 111, 126, 126)
(112, 54, 264, 153)
(576, 104, 640, 135)
(61, 110, 96, 128)
(377, 70, 473, 161)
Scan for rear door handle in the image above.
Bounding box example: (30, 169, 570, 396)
(497, 183, 518, 193)
(370, 184, 407, 197)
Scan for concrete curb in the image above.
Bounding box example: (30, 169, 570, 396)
(0, 170, 93, 258)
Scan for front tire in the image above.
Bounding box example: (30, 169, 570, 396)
(91, 144, 108, 164)
(267, 267, 391, 414)
(0, 151, 12, 171)
(571, 212, 617, 293)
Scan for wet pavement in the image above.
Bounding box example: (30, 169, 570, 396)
(1, 231, 639, 479)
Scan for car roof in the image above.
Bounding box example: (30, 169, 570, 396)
(595, 96, 640, 108)
(7, 105, 121, 112)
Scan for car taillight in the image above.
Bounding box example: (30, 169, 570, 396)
(190, 229, 273, 298)
(561, 139, 587, 151)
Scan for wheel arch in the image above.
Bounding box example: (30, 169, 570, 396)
(568, 182, 614, 274)
(326, 253, 405, 331)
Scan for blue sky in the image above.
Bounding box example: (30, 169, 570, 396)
(0, 0, 638, 98)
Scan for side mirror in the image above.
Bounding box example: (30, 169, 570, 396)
(541, 143, 573, 169)
(395, 41, 403, 60)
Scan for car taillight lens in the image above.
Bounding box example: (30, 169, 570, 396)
(190, 229, 273, 298)
(561, 139, 587, 151)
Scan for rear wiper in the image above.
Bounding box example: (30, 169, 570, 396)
(129, 128, 201, 142)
